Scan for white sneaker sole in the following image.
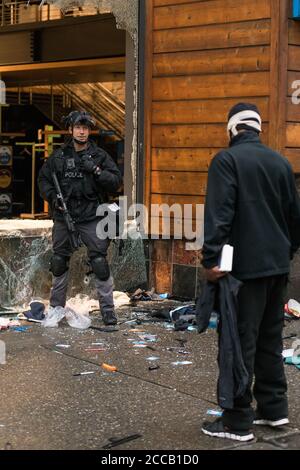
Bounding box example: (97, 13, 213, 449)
(254, 418, 289, 427)
(202, 428, 254, 442)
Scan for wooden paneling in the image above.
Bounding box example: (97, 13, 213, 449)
(153, 72, 270, 101)
(284, 148, 300, 173)
(154, 20, 271, 53)
(153, 0, 271, 30)
(152, 97, 270, 124)
(153, 46, 270, 77)
(286, 2, 300, 169)
(152, 124, 228, 148)
(144, 0, 276, 236)
(286, 123, 300, 147)
(151, 171, 208, 195)
(151, 148, 219, 171)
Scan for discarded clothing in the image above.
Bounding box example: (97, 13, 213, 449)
(23, 301, 45, 321)
(130, 288, 163, 302)
(196, 275, 249, 410)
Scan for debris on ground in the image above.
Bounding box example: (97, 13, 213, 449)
(90, 326, 119, 333)
(171, 361, 193, 366)
(42, 306, 91, 329)
(102, 434, 142, 449)
(130, 288, 164, 302)
(285, 299, 300, 319)
(73, 371, 96, 377)
(0, 318, 21, 330)
(23, 301, 45, 321)
(113, 291, 131, 308)
(10, 326, 31, 332)
(206, 409, 223, 417)
(101, 363, 117, 372)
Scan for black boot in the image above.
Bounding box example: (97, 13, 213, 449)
(102, 311, 118, 325)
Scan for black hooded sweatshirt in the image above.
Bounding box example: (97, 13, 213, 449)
(38, 140, 122, 223)
(202, 131, 300, 280)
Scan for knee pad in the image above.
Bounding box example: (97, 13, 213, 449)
(50, 255, 69, 277)
(91, 256, 110, 281)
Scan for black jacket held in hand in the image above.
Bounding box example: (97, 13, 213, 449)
(38, 140, 122, 223)
(196, 275, 248, 410)
(202, 131, 300, 280)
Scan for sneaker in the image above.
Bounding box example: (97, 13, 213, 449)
(254, 413, 289, 427)
(201, 418, 254, 442)
(102, 311, 118, 326)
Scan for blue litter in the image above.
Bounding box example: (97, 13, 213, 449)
(207, 409, 223, 417)
(11, 326, 31, 332)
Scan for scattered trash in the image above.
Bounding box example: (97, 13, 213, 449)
(207, 409, 223, 417)
(84, 348, 106, 352)
(17, 313, 43, 324)
(73, 371, 95, 377)
(284, 356, 300, 369)
(146, 356, 160, 361)
(138, 334, 157, 342)
(187, 326, 197, 332)
(169, 304, 195, 321)
(10, 326, 30, 332)
(65, 308, 91, 330)
(171, 361, 193, 366)
(0, 424, 5, 427)
(285, 299, 300, 318)
(282, 349, 295, 358)
(133, 344, 147, 348)
(56, 344, 71, 349)
(163, 323, 175, 330)
(159, 293, 169, 300)
(90, 326, 119, 333)
(23, 301, 45, 321)
(0, 318, 21, 330)
(130, 288, 163, 302)
(149, 365, 160, 371)
(67, 295, 98, 316)
(102, 434, 142, 449)
(42, 306, 65, 328)
(92, 342, 105, 346)
(128, 329, 146, 333)
(113, 291, 131, 308)
(101, 363, 117, 372)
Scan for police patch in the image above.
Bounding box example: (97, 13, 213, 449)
(66, 158, 76, 170)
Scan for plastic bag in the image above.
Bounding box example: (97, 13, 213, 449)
(42, 306, 65, 328)
(65, 307, 91, 330)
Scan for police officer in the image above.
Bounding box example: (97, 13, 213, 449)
(38, 110, 122, 325)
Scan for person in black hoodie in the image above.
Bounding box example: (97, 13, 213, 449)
(38, 111, 122, 325)
(201, 103, 300, 441)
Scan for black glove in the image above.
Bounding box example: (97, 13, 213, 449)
(51, 196, 63, 212)
(80, 155, 101, 175)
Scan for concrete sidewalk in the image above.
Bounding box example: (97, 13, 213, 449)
(0, 302, 300, 450)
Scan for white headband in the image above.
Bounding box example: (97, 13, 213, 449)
(227, 110, 262, 137)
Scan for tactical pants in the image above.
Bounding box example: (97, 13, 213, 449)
(222, 275, 288, 431)
(50, 219, 114, 316)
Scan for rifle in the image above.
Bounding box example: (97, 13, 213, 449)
(52, 171, 80, 252)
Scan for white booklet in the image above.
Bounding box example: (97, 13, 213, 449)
(219, 244, 234, 272)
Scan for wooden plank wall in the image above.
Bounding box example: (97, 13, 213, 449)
(146, 0, 273, 232)
(287, 0, 300, 172)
